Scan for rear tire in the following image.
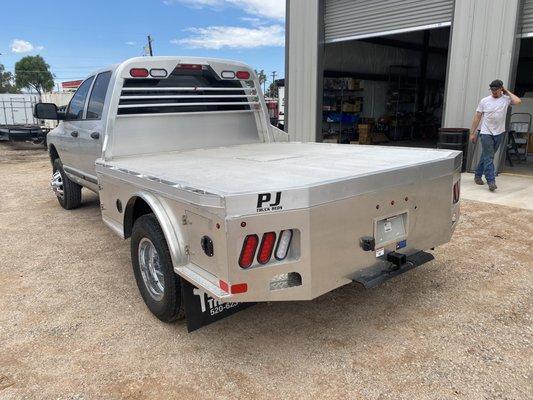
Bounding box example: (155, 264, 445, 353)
(52, 158, 82, 210)
(131, 214, 184, 322)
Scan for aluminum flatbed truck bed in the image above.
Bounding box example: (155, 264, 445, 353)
(96, 142, 461, 303)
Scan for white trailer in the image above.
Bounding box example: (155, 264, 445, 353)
(0, 93, 39, 126)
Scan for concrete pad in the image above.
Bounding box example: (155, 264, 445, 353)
(461, 172, 533, 210)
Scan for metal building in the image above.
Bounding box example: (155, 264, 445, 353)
(285, 0, 532, 167)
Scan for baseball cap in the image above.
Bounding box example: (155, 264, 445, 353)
(489, 79, 503, 89)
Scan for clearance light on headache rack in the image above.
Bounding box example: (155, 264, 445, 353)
(236, 70, 250, 80)
(130, 68, 149, 77)
(275, 229, 293, 261)
(221, 71, 236, 79)
(177, 64, 204, 70)
(150, 68, 167, 77)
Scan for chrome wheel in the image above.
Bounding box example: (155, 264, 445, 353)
(138, 238, 165, 301)
(50, 170, 64, 199)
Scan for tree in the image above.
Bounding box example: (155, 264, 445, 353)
(254, 69, 267, 93)
(265, 82, 278, 98)
(15, 55, 54, 94)
(0, 64, 19, 94)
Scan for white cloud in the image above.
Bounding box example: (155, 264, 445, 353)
(125, 41, 137, 46)
(172, 24, 284, 49)
(227, 0, 284, 20)
(164, 0, 219, 6)
(167, 0, 284, 20)
(240, 16, 262, 25)
(10, 39, 44, 53)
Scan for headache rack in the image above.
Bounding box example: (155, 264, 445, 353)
(117, 66, 260, 115)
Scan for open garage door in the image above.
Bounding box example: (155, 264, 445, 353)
(522, 0, 533, 38)
(324, 0, 454, 43)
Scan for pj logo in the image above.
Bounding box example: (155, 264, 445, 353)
(257, 192, 282, 212)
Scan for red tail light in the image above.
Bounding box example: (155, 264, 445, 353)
(239, 234, 259, 269)
(453, 181, 460, 204)
(130, 68, 149, 77)
(236, 70, 250, 80)
(257, 232, 276, 264)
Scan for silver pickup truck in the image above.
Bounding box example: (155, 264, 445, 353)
(35, 56, 461, 326)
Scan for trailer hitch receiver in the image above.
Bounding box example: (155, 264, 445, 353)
(386, 251, 406, 268)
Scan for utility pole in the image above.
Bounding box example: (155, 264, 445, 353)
(147, 35, 154, 56)
(270, 71, 277, 97)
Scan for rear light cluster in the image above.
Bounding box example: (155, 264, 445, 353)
(453, 181, 460, 204)
(130, 66, 250, 80)
(222, 70, 250, 80)
(238, 230, 293, 269)
(129, 68, 168, 78)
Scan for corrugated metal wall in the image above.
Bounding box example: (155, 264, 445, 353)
(324, 0, 454, 43)
(286, 0, 322, 142)
(522, 0, 533, 37)
(443, 0, 521, 172)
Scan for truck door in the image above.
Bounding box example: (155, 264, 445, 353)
(78, 71, 112, 179)
(61, 76, 94, 177)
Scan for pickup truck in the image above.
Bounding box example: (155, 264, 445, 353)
(35, 56, 461, 326)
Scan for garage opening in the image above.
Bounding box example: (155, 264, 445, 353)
(321, 26, 451, 150)
(507, 37, 533, 174)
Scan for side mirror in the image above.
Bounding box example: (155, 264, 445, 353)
(34, 103, 64, 120)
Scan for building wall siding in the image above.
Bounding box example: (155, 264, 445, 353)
(443, 0, 521, 129)
(286, 0, 322, 142)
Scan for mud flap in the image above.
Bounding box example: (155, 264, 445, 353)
(182, 279, 255, 332)
(354, 250, 435, 289)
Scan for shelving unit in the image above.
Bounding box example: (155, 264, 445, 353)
(387, 65, 418, 141)
(322, 79, 364, 143)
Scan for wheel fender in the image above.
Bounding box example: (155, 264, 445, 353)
(126, 192, 187, 268)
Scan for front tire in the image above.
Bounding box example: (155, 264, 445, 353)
(131, 214, 184, 322)
(52, 158, 82, 210)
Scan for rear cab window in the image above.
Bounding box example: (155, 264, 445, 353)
(87, 71, 112, 120)
(66, 76, 94, 120)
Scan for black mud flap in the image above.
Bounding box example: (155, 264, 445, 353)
(354, 250, 435, 289)
(181, 279, 255, 332)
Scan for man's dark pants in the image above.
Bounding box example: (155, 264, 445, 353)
(475, 133, 504, 183)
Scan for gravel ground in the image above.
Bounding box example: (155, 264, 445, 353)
(0, 142, 532, 400)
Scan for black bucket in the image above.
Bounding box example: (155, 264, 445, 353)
(437, 128, 469, 172)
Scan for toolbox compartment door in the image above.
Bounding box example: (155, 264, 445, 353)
(184, 211, 225, 279)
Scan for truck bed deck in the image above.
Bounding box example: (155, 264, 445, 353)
(103, 142, 460, 196)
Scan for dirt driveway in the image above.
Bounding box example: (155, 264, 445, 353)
(0, 142, 532, 400)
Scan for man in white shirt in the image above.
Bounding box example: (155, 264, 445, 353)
(470, 80, 521, 191)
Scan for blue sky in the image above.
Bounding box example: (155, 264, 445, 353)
(0, 0, 285, 89)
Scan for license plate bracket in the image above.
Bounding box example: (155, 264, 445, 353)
(374, 212, 408, 248)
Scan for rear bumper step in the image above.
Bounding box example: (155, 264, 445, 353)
(354, 250, 435, 289)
